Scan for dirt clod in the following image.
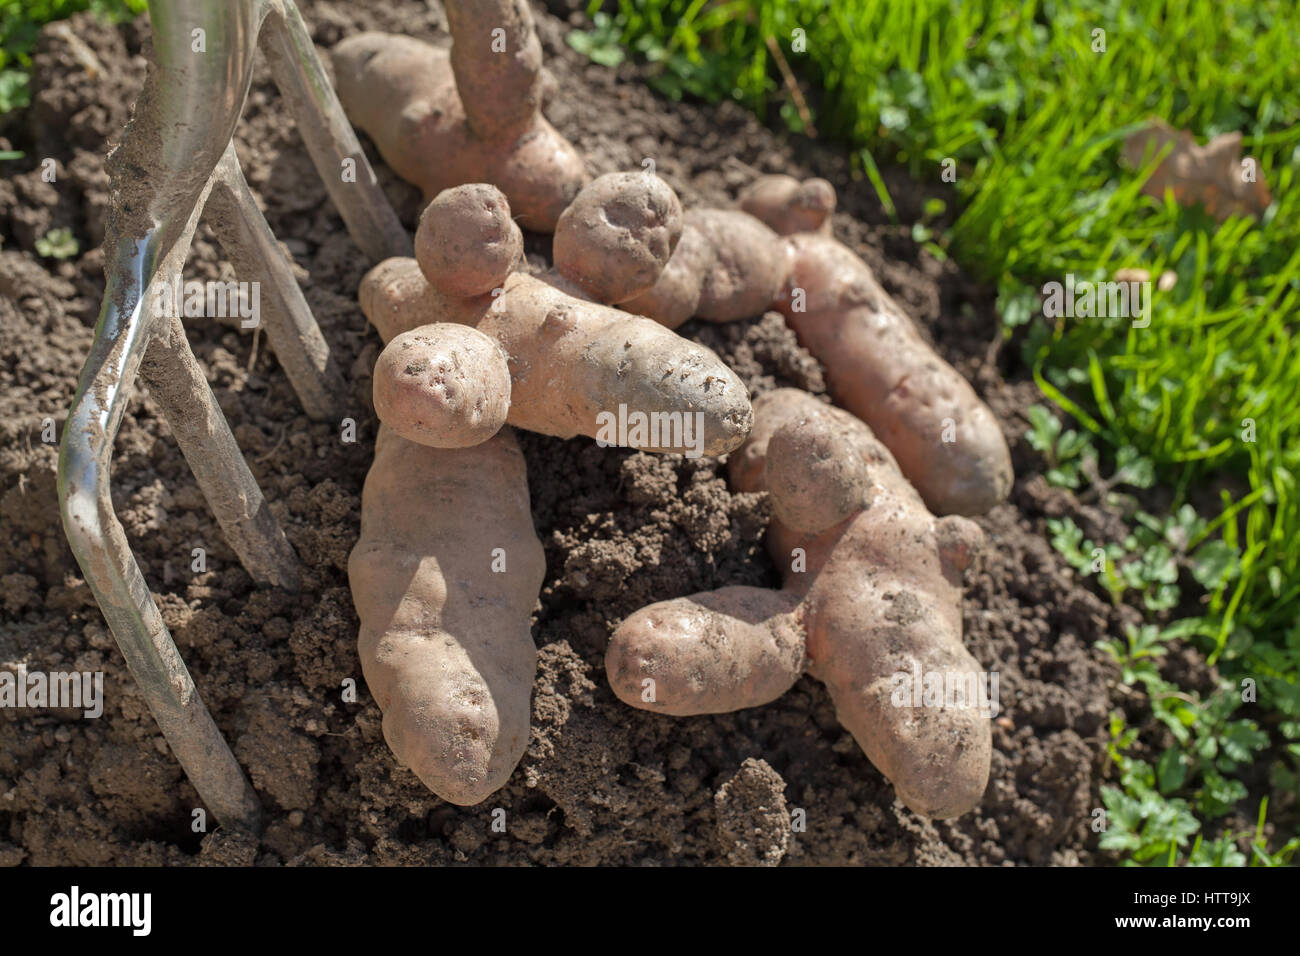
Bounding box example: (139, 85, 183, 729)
(715, 758, 790, 866)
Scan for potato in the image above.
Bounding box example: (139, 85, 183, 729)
(686, 208, 791, 321)
(739, 174, 836, 235)
(619, 224, 712, 329)
(608, 389, 993, 819)
(372, 324, 511, 448)
(349, 426, 545, 804)
(776, 234, 1013, 515)
(607, 587, 805, 715)
(630, 176, 1013, 515)
(763, 403, 872, 534)
(553, 172, 683, 304)
(415, 184, 522, 298)
(479, 272, 753, 456)
(333, 17, 587, 231)
(358, 257, 495, 344)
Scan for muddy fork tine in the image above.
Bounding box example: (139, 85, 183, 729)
(260, 0, 410, 263)
(58, 0, 407, 833)
(205, 142, 347, 422)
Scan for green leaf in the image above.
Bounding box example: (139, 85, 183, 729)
(1157, 747, 1189, 793)
(1190, 540, 1241, 590)
(34, 226, 78, 260)
(1056, 429, 1091, 461)
(1188, 836, 1247, 867)
(997, 281, 1038, 330)
(1113, 446, 1156, 489)
(0, 68, 30, 114)
(1220, 720, 1269, 764)
(1198, 770, 1247, 818)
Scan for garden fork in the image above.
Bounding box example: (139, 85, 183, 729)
(57, 0, 410, 834)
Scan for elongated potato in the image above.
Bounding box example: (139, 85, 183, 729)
(628, 176, 1012, 515)
(773, 233, 1012, 515)
(333, 8, 587, 231)
(479, 272, 752, 455)
(608, 389, 993, 819)
(348, 426, 545, 804)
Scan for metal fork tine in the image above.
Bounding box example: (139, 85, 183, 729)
(137, 309, 304, 593)
(58, 0, 409, 833)
(61, 170, 268, 832)
(206, 143, 345, 422)
(260, 0, 411, 264)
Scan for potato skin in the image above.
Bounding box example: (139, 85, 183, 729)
(775, 234, 1013, 515)
(685, 208, 791, 321)
(610, 388, 993, 819)
(606, 587, 805, 715)
(554, 172, 684, 305)
(478, 272, 753, 455)
(359, 257, 495, 344)
(800, 467, 992, 819)
(373, 324, 511, 448)
(333, 31, 587, 231)
(756, 390, 992, 819)
(764, 405, 872, 535)
(348, 426, 545, 805)
(620, 224, 712, 329)
(444, 0, 543, 142)
(416, 184, 522, 298)
(739, 174, 836, 236)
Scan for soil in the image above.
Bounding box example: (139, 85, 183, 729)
(0, 0, 1147, 866)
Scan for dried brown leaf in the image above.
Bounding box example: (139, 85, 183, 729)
(1122, 118, 1272, 223)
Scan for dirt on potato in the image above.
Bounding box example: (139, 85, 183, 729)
(0, 0, 1143, 866)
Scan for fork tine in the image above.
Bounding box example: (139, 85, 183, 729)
(206, 143, 346, 422)
(58, 0, 408, 833)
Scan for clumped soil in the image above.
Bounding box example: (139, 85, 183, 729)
(0, 1, 1149, 865)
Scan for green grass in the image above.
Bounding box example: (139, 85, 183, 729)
(0, 0, 144, 114)
(573, 0, 1300, 863)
